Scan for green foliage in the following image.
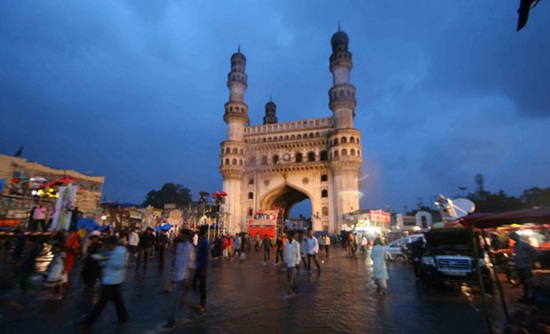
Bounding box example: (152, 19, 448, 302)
(142, 183, 192, 209)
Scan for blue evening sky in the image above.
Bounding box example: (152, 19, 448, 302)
(1, 1, 549, 215)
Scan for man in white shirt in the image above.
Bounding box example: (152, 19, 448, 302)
(306, 228, 321, 273)
(284, 231, 301, 294)
(127, 229, 140, 262)
(164, 230, 196, 328)
(77, 237, 129, 329)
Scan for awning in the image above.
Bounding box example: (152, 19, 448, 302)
(458, 207, 550, 230)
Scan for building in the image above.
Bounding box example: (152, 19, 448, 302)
(0, 154, 104, 226)
(219, 28, 363, 234)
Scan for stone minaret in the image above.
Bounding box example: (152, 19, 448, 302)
(328, 27, 363, 224)
(262, 98, 278, 125)
(220, 47, 249, 232)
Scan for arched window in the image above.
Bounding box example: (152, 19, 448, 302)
(239, 159, 243, 166)
(342, 149, 348, 156)
(248, 192, 254, 199)
(240, 149, 244, 154)
(334, 150, 339, 158)
(285, 135, 289, 140)
(350, 137, 355, 143)
(350, 149, 356, 156)
(261, 156, 268, 165)
(272, 155, 279, 164)
(321, 190, 328, 198)
(320, 150, 328, 161)
(249, 178, 254, 185)
(297, 134, 302, 139)
(315, 132, 320, 137)
(321, 174, 328, 182)
(291, 135, 295, 140)
(226, 148, 231, 153)
(341, 137, 347, 143)
(248, 208, 253, 216)
(225, 158, 230, 165)
(232, 148, 238, 153)
(309, 133, 314, 138)
(232, 158, 237, 165)
(334, 138, 339, 145)
(295, 152, 303, 163)
(308, 152, 315, 162)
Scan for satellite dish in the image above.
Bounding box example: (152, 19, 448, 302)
(452, 198, 475, 218)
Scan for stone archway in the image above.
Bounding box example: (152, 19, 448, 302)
(260, 184, 311, 221)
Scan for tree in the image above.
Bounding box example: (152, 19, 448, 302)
(521, 187, 550, 208)
(142, 183, 192, 209)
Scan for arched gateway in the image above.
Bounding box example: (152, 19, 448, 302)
(219, 28, 363, 234)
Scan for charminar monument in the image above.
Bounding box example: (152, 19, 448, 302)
(219, 27, 362, 234)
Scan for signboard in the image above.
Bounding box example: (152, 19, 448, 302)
(249, 210, 279, 226)
(248, 209, 279, 238)
(369, 209, 390, 223)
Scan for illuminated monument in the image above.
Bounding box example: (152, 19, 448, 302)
(219, 28, 362, 233)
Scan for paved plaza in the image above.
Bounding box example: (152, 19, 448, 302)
(1, 247, 516, 334)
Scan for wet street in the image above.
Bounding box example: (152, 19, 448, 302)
(1, 247, 514, 334)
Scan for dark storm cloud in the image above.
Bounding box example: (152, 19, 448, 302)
(421, 2, 550, 118)
(1, 1, 549, 212)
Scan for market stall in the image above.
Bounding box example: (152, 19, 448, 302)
(459, 207, 550, 333)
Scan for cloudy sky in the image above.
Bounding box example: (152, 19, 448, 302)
(1, 1, 549, 215)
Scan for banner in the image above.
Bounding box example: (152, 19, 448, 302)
(51, 185, 77, 231)
(249, 210, 279, 226)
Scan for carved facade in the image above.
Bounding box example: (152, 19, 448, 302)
(219, 29, 363, 233)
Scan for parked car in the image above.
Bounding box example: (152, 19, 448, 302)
(421, 228, 493, 294)
(385, 234, 424, 263)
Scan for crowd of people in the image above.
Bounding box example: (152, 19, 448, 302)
(1, 222, 397, 330)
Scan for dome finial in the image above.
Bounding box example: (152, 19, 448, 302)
(270, 94, 273, 102)
(338, 21, 341, 32)
(238, 43, 241, 53)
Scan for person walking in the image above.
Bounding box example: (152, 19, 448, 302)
(76, 237, 129, 329)
(283, 231, 301, 294)
(410, 237, 425, 278)
(193, 225, 209, 313)
(64, 230, 80, 289)
(136, 228, 155, 270)
(325, 234, 331, 258)
(164, 230, 196, 328)
(262, 234, 272, 264)
(306, 229, 321, 273)
(360, 235, 369, 256)
(230, 233, 241, 262)
(81, 235, 102, 291)
(44, 243, 67, 299)
(318, 233, 326, 257)
(275, 235, 284, 265)
(127, 229, 139, 265)
(299, 234, 309, 271)
(370, 237, 389, 295)
(156, 230, 169, 270)
(509, 232, 540, 303)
